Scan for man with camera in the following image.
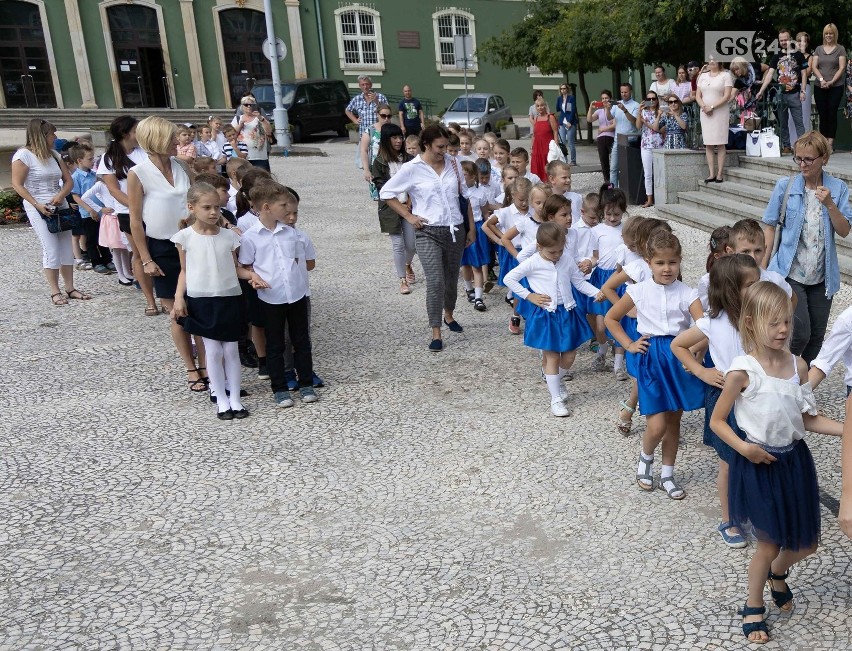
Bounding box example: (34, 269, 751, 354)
(755, 28, 808, 154)
(604, 83, 640, 187)
(345, 75, 388, 168)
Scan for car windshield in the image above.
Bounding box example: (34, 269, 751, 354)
(252, 84, 296, 107)
(448, 97, 486, 112)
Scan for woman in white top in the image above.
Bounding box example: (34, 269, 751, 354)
(379, 124, 475, 352)
(127, 116, 199, 391)
(97, 115, 158, 315)
(11, 118, 89, 306)
(231, 94, 272, 171)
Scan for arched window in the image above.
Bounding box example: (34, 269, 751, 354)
(432, 9, 477, 74)
(333, 5, 384, 71)
(0, 1, 57, 107)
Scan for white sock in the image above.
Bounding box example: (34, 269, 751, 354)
(557, 367, 566, 381)
(464, 279, 474, 291)
(507, 290, 513, 299)
(545, 374, 562, 401)
(637, 451, 653, 476)
(203, 337, 230, 413)
(661, 464, 674, 479)
(474, 287, 483, 299)
(597, 341, 609, 358)
(614, 353, 624, 371)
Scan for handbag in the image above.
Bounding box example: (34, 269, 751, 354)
(557, 139, 569, 158)
(41, 207, 81, 234)
(771, 174, 795, 259)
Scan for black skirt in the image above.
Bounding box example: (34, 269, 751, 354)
(179, 294, 245, 341)
(147, 236, 181, 300)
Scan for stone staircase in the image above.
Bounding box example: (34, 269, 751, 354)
(0, 108, 227, 130)
(656, 154, 852, 283)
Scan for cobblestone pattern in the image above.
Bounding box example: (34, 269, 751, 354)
(1, 143, 850, 650)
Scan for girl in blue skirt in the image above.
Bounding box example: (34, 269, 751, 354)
(172, 182, 268, 420)
(589, 185, 627, 375)
(605, 231, 704, 500)
(671, 254, 760, 549)
(459, 160, 493, 312)
(504, 223, 602, 417)
(710, 282, 842, 644)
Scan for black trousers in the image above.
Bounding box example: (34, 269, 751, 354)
(83, 217, 112, 267)
(814, 85, 844, 139)
(260, 295, 313, 393)
(597, 136, 613, 183)
(788, 278, 832, 364)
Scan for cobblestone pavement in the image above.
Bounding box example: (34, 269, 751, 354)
(2, 142, 851, 650)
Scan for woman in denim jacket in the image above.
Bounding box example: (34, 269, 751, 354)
(762, 130, 852, 362)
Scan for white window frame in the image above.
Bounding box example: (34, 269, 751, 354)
(432, 8, 478, 76)
(333, 5, 385, 72)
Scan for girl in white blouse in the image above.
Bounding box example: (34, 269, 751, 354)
(605, 231, 704, 501)
(172, 183, 267, 420)
(709, 281, 841, 645)
(671, 254, 760, 550)
(504, 223, 602, 417)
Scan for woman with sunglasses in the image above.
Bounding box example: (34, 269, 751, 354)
(231, 93, 272, 171)
(632, 91, 664, 207)
(762, 130, 852, 363)
(360, 104, 393, 187)
(555, 83, 577, 165)
(655, 95, 689, 150)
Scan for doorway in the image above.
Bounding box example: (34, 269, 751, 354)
(219, 9, 269, 107)
(0, 1, 57, 108)
(107, 4, 169, 108)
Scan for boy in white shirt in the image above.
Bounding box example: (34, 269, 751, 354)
(238, 181, 319, 407)
(546, 160, 582, 223)
(510, 147, 541, 185)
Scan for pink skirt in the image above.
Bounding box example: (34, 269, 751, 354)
(99, 213, 125, 250)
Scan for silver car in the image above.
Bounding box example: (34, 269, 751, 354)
(440, 93, 513, 135)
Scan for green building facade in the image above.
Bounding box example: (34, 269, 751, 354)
(2, 0, 630, 117)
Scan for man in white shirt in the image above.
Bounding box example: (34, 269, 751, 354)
(604, 83, 640, 187)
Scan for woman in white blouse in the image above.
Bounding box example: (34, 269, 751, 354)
(11, 118, 90, 306)
(379, 124, 475, 352)
(127, 117, 202, 391)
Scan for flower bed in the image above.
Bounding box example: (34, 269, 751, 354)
(0, 190, 28, 225)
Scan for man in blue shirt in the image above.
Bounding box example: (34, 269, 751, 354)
(604, 83, 640, 187)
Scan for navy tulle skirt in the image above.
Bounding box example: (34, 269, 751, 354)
(703, 384, 747, 464)
(589, 266, 619, 316)
(497, 245, 519, 287)
(729, 438, 820, 551)
(635, 336, 704, 416)
(461, 220, 492, 268)
(524, 304, 594, 352)
(623, 316, 639, 377)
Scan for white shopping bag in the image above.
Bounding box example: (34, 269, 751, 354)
(759, 127, 780, 158)
(547, 139, 566, 163)
(746, 130, 762, 157)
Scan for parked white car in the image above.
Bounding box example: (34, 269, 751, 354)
(440, 93, 512, 135)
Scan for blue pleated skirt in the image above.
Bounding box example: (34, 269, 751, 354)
(461, 220, 492, 267)
(524, 304, 595, 352)
(497, 245, 519, 287)
(571, 286, 591, 316)
(589, 266, 619, 316)
(729, 438, 820, 551)
(703, 385, 747, 464)
(635, 336, 704, 416)
(623, 316, 639, 377)
(515, 278, 534, 319)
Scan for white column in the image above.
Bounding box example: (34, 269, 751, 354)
(284, 0, 307, 79)
(179, 0, 209, 108)
(64, 0, 97, 108)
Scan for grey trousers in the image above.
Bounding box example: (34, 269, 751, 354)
(415, 225, 465, 328)
(390, 219, 417, 278)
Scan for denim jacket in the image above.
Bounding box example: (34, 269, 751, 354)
(762, 172, 852, 298)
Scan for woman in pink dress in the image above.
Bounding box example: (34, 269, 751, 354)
(696, 59, 735, 183)
(530, 99, 559, 179)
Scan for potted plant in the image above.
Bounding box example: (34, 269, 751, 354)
(496, 119, 518, 140)
(0, 190, 27, 226)
(345, 122, 360, 143)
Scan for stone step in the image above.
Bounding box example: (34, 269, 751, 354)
(677, 190, 763, 221)
(656, 202, 852, 283)
(724, 167, 784, 191)
(0, 108, 226, 131)
(699, 180, 770, 208)
(739, 153, 852, 186)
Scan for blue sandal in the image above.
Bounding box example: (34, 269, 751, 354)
(767, 569, 794, 611)
(636, 455, 654, 491)
(737, 603, 769, 643)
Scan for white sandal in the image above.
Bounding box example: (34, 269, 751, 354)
(617, 400, 635, 435)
